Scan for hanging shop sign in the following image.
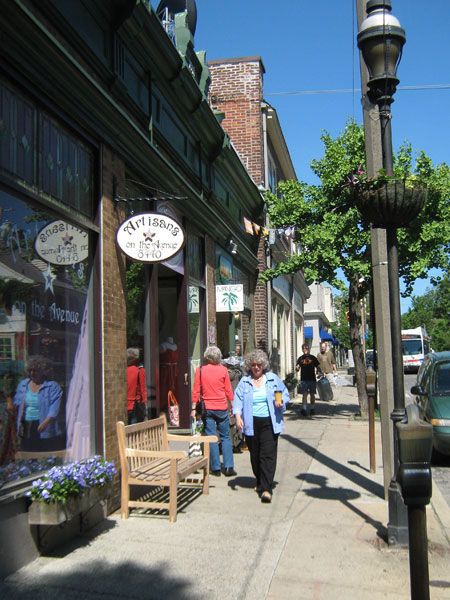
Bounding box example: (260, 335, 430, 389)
(116, 212, 185, 263)
(216, 284, 244, 312)
(35, 220, 89, 265)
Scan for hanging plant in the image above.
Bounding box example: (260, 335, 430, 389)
(347, 169, 427, 228)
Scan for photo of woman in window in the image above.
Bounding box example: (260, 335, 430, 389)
(14, 355, 65, 452)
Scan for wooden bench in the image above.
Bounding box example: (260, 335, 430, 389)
(116, 414, 217, 523)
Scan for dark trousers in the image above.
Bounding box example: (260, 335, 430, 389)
(245, 416, 279, 494)
(20, 421, 65, 451)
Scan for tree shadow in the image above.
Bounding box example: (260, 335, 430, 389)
(298, 473, 387, 542)
(348, 460, 372, 474)
(284, 401, 361, 421)
(283, 433, 385, 499)
(1, 559, 200, 599)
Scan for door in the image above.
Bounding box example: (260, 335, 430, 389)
(157, 265, 189, 428)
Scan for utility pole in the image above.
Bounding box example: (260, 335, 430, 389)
(356, 0, 394, 498)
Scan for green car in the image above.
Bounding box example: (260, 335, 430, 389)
(411, 352, 450, 458)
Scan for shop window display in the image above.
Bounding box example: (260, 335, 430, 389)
(0, 189, 93, 491)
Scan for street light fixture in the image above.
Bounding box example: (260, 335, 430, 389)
(358, 6, 430, 596)
(358, 0, 409, 546)
(358, 0, 405, 176)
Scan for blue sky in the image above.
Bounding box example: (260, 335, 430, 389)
(152, 1, 449, 311)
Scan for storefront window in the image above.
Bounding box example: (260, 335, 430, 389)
(187, 234, 204, 386)
(188, 285, 203, 383)
(0, 189, 94, 491)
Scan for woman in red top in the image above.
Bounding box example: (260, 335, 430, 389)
(126, 348, 147, 424)
(191, 346, 235, 477)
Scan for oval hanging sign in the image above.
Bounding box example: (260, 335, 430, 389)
(35, 220, 89, 265)
(116, 212, 185, 263)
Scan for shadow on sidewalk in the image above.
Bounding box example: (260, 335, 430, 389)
(285, 402, 361, 420)
(298, 473, 388, 543)
(283, 433, 385, 499)
(2, 559, 197, 600)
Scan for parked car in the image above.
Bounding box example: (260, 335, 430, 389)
(411, 351, 450, 458)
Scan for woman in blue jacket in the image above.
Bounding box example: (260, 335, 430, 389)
(233, 349, 289, 503)
(14, 355, 64, 452)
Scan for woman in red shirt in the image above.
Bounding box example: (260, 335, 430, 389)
(126, 348, 147, 424)
(191, 346, 236, 477)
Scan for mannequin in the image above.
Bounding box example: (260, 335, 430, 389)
(159, 337, 178, 417)
(159, 336, 177, 352)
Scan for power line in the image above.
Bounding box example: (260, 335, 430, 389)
(266, 84, 450, 97)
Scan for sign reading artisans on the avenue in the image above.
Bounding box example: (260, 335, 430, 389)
(116, 212, 185, 263)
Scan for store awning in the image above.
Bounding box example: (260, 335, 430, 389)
(320, 328, 334, 342)
(304, 326, 313, 339)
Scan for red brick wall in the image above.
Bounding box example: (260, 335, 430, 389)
(100, 146, 127, 474)
(209, 58, 265, 187)
(209, 58, 269, 353)
(254, 236, 269, 353)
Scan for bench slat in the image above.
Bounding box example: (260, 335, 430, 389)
(129, 457, 207, 484)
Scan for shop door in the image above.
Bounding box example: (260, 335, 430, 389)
(158, 265, 189, 429)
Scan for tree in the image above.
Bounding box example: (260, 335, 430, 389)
(331, 292, 351, 351)
(402, 275, 450, 352)
(262, 121, 450, 417)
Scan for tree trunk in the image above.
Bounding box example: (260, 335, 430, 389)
(349, 278, 368, 418)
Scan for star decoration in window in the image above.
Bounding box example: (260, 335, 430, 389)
(42, 263, 56, 294)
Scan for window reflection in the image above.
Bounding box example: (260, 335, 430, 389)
(0, 189, 93, 489)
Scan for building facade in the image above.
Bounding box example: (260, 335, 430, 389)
(0, 0, 264, 575)
(208, 56, 310, 378)
(304, 282, 337, 355)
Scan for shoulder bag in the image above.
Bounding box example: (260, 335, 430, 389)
(168, 389, 180, 427)
(196, 367, 206, 418)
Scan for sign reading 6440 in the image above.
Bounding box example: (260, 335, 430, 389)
(116, 212, 185, 263)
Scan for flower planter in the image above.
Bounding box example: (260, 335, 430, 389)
(354, 179, 427, 227)
(28, 484, 112, 526)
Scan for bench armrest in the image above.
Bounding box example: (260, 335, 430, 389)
(167, 434, 219, 444)
(125, 449, 187, 459)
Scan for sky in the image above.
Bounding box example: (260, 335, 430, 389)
(151, 1, 449, 312)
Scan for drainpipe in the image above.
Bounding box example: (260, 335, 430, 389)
(261, 103, 272, 353)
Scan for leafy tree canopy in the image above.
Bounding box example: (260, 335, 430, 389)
(262, 120, 450, 296)
(262, 119, 449, 415)
(402, 275, 450, 352)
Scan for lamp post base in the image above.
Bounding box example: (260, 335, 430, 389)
(387, 480, 409, 546)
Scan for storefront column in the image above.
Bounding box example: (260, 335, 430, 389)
(100, 147, 127, 474)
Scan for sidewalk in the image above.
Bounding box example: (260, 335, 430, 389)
(2, 383, 450, 599)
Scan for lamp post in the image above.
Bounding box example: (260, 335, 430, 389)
(357, 0, 409, 546)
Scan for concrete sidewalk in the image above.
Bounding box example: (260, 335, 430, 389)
(1, 384, 450, 599)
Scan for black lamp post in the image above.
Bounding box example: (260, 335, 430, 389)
(357, 0, 410, 546)
(358, 3, 431, 594)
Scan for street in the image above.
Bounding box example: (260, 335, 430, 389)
(404, 372, 450, 508)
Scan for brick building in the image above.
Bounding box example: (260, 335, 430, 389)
(208, 57, 311, 377)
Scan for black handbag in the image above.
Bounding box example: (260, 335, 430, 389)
(196, 367, 206, 418)
(133, 399, 147, 422)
